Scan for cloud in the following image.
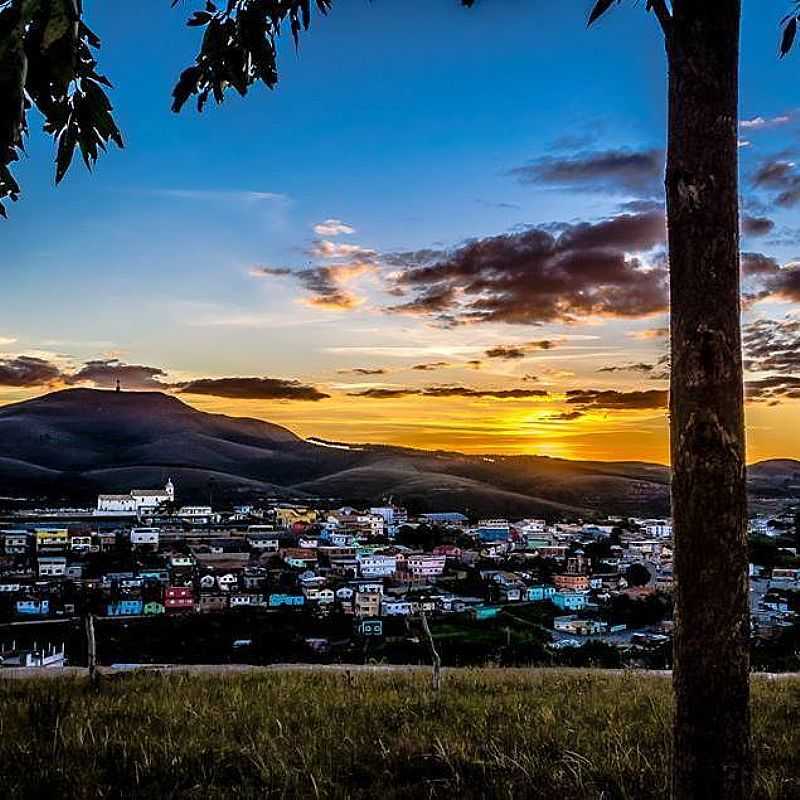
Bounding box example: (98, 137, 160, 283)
(411, 362, 450, 371)
(386, 210, 668, 326)
(742, 215, 775, 237)
(65, 359, 169, 390)
(253, 261, 376, 311)
(546, 410, 585, 421)
(484, 340, 558, 360)
(509, 148, 663, 195)
(565, 388, 668, 411)
(626, 327, 668, 341)
(743, 317, 800, 376)
(741, 253, 800, 303)
(0, 337, 17, 346)
(0, 356, 63, 387)
(740, 114, 792, 131)
(752, 159, 800, 207)
(177, 377, 330, 401)
(348, 386, 549, 400)
(313, 219, 355, 237)
(597, 362, 660, 375)
(311, 240, 376, 260)
(337, 367, 388, 376)
(746, 376, 800, 404)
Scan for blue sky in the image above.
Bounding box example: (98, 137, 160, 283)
(2, 0, 800, 461)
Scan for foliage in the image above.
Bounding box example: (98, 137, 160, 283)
(0, 0, 123, 217)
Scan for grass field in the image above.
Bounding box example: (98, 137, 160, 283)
(1, 669, 799, 799)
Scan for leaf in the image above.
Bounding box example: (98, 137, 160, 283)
(780, 16, 797, 58)
(588, 0, 616, 27)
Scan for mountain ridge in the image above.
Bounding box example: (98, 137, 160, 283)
(0, 389, 796, 517)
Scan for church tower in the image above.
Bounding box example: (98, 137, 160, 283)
(165, 478, 175, 502)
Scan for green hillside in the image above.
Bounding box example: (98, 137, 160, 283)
(1, 668, 799, 799)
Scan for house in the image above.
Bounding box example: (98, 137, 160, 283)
(230, 593, 266, 608)
(553, 616, 608, 636)
(38, 556, 67, 577)
(280, 548, 318, 570)
(217, 573, 240, 592)
(419, 512, 468, 528)
(165, 586, 194, 612)
(34, 528, 69, 552)
(360, 619, 383, 636)
(527, 585, 556, 602)
(70, 534, 93, 552)
(381, 598, 412, 616)
(16, 598, 50, 616)
(2, 531, 30, 555)
(143, 601, 165, 615)
(268, 593, 305, 607)
(402, 553, 446, 581)
(96, 479, 174, 516)
(369, 505, 407, 536)
(475, 519, 511, 543)
(552, 590, 590, 611)
(130, 528, 160, 548)
(275, 506, 317, 528)
(107, 599, 143, 616)
(470, 604, 501, 620)
(246, 533, 280, 552)
(354, 591, 382, 617)
(554, 574, 590, 591)
(357, 553, 397, 578)
(197, 594, 228, 614)
(169, 555, 194, 569)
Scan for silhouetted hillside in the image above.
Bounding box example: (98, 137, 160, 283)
(0, 389, 795, 517)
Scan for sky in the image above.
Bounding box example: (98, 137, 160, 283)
(3, 0, 800, 463)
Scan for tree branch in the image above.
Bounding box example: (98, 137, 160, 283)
(648, 0, 672, 38)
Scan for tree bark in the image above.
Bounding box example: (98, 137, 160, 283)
(666, 3, 752, 798)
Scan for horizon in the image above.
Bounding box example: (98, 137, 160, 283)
(3, 1, 800, 462)
(9, 385, 800, 468)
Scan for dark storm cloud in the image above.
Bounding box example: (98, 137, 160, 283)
(746, 375, 800, 404)
(65, 359, 169, 390)
(743, 317, 800, 376)
(741, 253, 800, 303)
(348, 386, 549, 400)
(386, 210, 667, 326)
(509, 148, 664, 195)
(741, 215, 775, 237)
(484, 340, 557, 360)
(337, 367, 388, 376)
(411, 362, 450, 371)
(178, 377, 330, 401)
(752, 159, 800, 208)
(597, 362, 658, 375)
(566, 388, 668, 411)
(0, 356, 63, 387)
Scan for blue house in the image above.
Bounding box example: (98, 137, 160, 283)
(269, 594, 305, 608)
(16, 599, 49, 616)
(527, 585, 556, 602)
(107, 599, 144, 616)
(552, 591, 589, 611)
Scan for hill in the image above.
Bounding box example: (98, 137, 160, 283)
(0, 668, 798, 799)
(0, 388, 796, 516)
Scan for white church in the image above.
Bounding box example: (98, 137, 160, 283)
(96, 479, 175, 517)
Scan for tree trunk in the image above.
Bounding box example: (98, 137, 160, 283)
(666, 3, 751, 798)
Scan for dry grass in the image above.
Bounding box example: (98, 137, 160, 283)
(0, 669, 799, 798)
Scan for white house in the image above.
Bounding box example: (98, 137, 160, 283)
(130, 528, 160, 547)
(357, 553, 397, 578)
(96, 480, 174, 516)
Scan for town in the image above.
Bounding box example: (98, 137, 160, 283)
(0, 479, 798, 671)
